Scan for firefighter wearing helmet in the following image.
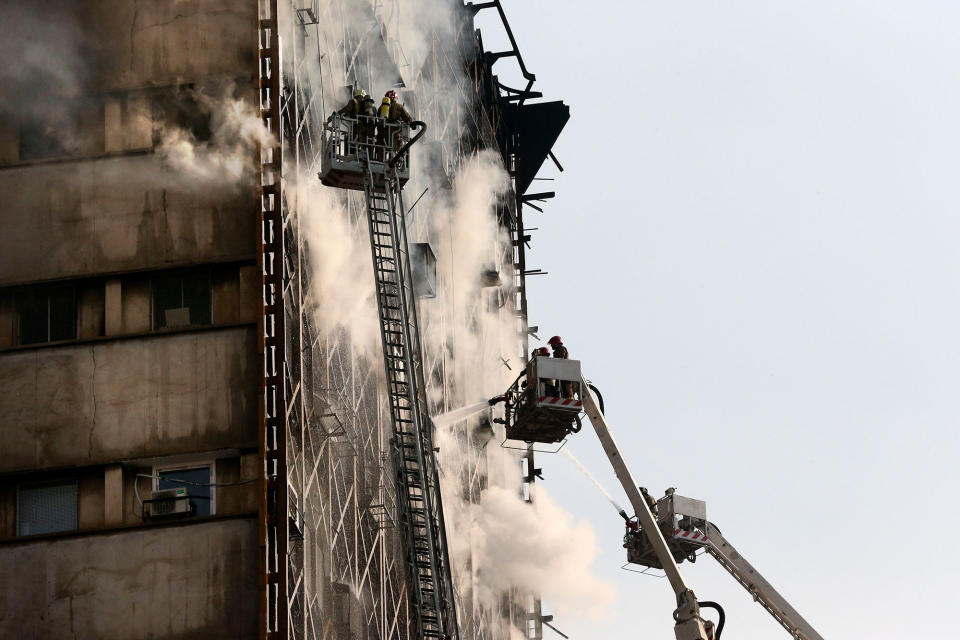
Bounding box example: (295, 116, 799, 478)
(377, 89, 413, 159)
(547, 336, 568, 359)
(336, 88, 367, 116)
(547, 336, 573, 398)
(383, 89, 412, 123)
(332, 88, 376, 154)
(531, 346, 550, 359)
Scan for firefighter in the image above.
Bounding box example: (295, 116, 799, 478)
(381, 89, 413, 161)
(331, 88, 369, 155)
(355, 92, 378, 154)
(385, 89, 413, 123)
(335, 88, 367, 116)
(376, 96, 392, 157)
(530, 346, 553, 396)
(547, 335, 568, 359)
(547, 336, 574, 398)
(639, 486, 659, 518)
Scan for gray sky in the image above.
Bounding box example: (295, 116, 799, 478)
(478, 2, 960, 638)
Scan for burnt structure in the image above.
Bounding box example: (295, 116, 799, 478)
(0, 1, 566, 639)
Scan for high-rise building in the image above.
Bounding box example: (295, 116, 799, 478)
(0, 2, 567, 639)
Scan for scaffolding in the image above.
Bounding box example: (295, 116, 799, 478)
(267, 1, 568, 638)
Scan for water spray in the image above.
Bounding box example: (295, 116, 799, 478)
(433, 400, 492, 428)
(561, 449, 630, 522)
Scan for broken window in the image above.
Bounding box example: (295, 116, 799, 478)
(151, 269, 212, 330)
(18, 479, 78, 536)
(155, 466, 213, 516)
(16, 285, 77, 345)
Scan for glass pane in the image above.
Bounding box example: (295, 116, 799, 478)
(158, 467, 212, 515)
(182, 271, 211, 326)
(18, 481, 78, 536)
(17, 290, 48, 345)
(48, 286, 76, 342)
(152, 275, 182, 329)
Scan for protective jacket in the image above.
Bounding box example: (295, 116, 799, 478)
(552, 344, 569, 359)
(388, 101, 413, 122)
(359, 97, 377, 119)
(338, 97, 362, 115)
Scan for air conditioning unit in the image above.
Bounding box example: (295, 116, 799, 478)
(145, 487, 193, 519)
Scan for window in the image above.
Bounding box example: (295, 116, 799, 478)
(17, 286, 77, 345)
(18, 480, 78, 536)
(155, 465, 213, 516)
(19, 119, 72, 161)
(151, 270, 212, 330)
(19, 99, 103, 162)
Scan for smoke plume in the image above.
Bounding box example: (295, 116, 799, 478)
(156, 88, 273, 187)
(281, 0, 614, 633)
(469, 485, 616, 620)
(293, 176, 382, 359)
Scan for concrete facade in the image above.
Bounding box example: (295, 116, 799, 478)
(0, 518, 258, 640)
(0, 156, 256, 286)
(0, 327, 257, 473)
(0, 1, 263, 637)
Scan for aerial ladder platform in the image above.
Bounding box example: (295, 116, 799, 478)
(321, 113, 459, 640)
(491, 355, 825, 640)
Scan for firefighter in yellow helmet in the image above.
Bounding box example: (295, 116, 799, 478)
(331, 88, 373, 155)
(335, 88, 367, 116)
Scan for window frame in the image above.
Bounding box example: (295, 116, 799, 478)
(152, 462, 216, 516)
(16, 478, 79, 537)
(16, 285, 77, 346)
(149, 268, 213, 331)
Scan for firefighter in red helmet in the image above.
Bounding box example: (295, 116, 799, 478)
(531, 346, 550, 359)
(547, 336, 573, 398)
(377, 89, 413, 160)
(547, 336, 568, 359)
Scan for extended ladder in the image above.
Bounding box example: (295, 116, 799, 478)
(360, 155, 459, 640)
(703, 524, 824, 640)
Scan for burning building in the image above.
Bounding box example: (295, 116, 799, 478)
(0, 1, 570, 639)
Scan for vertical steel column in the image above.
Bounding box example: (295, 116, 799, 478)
(258, 1, 288, 638)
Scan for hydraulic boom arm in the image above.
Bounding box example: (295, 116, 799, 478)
(580, 378, 710, 640)
(703, 524, 823, 640)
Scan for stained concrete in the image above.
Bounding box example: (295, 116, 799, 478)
(0, 327, 258, 473)
(90, 0, 258, 93)
(0, 517, 258, 639)
(0, 154, 256, 286)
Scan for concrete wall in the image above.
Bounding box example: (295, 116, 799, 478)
(0, 327, 258, 473)
(0, 155, 256, 286)
(90, 0, 258, 92)
(0, 517, 258, 640)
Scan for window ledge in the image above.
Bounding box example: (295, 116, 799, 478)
(0, 321, 257, 354)
(0, 512, 257, 547)
(0, 148, 155, 171)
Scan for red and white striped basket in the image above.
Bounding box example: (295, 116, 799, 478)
(537, 396, 583, 409)
(673, 529, 709, 544)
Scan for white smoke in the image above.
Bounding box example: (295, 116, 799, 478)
(423, 150, 516, 400)
(293, 177, 381, 359)
(157, 92, 272, 186)
(469, 485, 616, 621)
(280, 0, 614, 634)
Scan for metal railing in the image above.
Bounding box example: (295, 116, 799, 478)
(325, 113, 412, 171)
